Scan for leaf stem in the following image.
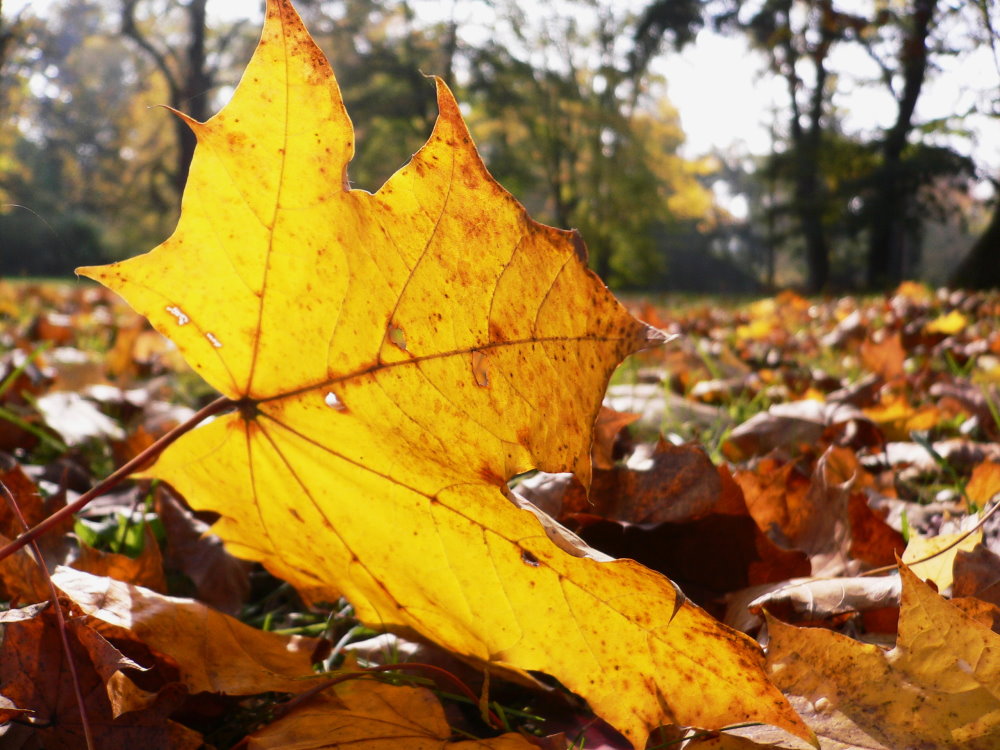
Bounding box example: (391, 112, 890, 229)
(0, 395, 233, 564)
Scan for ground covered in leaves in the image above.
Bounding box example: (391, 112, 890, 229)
(3, 279, 1000, 749)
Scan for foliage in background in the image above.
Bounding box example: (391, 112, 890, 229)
(1, 0, 998, 290)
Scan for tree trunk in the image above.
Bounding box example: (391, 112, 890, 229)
(866, 0, 936, 289)
(800, 194, 829, 293)
(122, 0, 211, 199)
(950, 196, 1000, 290)
(172, 0, 209, 195)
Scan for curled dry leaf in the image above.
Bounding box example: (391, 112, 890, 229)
(722, 400, 877, 462)
(748, 576, 901, 625)
(0, 601, 49, 623)
(77, 0, 811, 743)
(52, 567, 324, 695)
(591, 405, 639, 470)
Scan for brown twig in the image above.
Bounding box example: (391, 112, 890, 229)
(0, 395, 233, 564)
(0, 480, 95, 750)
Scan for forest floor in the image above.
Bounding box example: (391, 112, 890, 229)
(2, 279, 1000, 748)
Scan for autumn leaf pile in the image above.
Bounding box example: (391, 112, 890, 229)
(4, 2, 1000, 748)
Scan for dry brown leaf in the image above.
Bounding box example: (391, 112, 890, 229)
(845, 494, 904, 568)
(722, 401, 874, 462)
(591, 406, 639, 470)
(154, 488, 252, 615)
(562, 459, 810, 613)
(954, 544, 1000, 607)
(748, 576, 900, 625)
(0, 608, 202, 749)
(52, 567, 324, 695)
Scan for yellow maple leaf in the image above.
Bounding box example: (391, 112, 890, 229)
(862, 392, 941, 441)
(903, 528, 982, 592)
(768, 563, 1000, 749)
(78, 0, 812, 744)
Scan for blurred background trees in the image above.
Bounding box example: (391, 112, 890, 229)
(0, 0, 996, 291)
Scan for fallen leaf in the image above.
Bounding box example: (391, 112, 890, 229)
(954, 544, 1000, 607)
(925, 309, 967, 335)
(52, 567, 323, 695)
(683, 735, 788, 749)
(733, 459, 810, 546)
(154, 488, 252, 615)
(739, 447, 860, 577)
(967, 460, 1000, 506)
(767, 563, 1000, 749)
(78, 0, 811, 743)
(722, 400, 876, 462)
(903, 527, 982, 592)
(560, 455, 809, 613)
(845, 493, 905, 568)
(591, 406, 639, 470)
(0, 532, 49, 604)
(560, 441, 725, 524)
(0, 608, 202, 749)
(0, 602, 49, 623)
(74, 525, 167, 593)
(862, 392, 942, 441)
(245, 680, 536, 749)
(892, 281, 934, 305)
(0, 463, 73, 603)
(748, 575, 900, 626)
(859, 331, 904, 380)
(34, 391, 125, 446)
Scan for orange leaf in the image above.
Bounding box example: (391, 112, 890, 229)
(967, 460, 1000, 507)
(860, 330, 905, 380)
(52, 567, 324, 696)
